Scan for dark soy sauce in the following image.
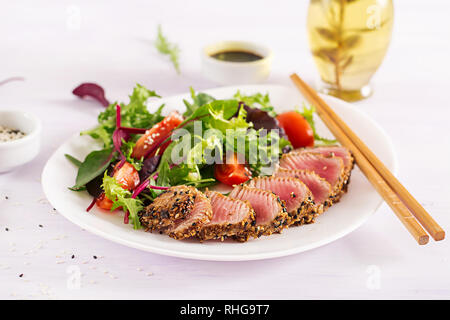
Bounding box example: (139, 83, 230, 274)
(211, 51, 263, 62)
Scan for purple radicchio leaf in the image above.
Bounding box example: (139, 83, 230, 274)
(0, 77, 25, 86)
(138, 155, 161, 182)
(73, 83, 110, 107)
(240, 103, 287, 139)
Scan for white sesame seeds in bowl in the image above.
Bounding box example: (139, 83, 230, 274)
(0, 110, 41, 173)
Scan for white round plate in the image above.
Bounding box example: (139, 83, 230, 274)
(42, 84, 397, 261)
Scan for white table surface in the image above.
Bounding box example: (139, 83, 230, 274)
(1, 0, 450, 300)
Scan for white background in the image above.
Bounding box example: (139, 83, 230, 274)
(1, 0, 450, 299)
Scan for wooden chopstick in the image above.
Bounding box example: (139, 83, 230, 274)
(290, 73, 444, 241)
(290, 73, 434, 245)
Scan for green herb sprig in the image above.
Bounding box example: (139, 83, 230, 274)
(155, 25, 180, 74)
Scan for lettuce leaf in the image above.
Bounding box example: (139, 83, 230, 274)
(183, 87, 215, 117)
(233, 90, 276, 117)
(82, 84, 163, 148)
(297, 104, 337, 145)
(102, 173, 144, 229)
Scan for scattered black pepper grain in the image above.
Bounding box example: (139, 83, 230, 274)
(19, 274, 23, 278)
(5, 227, 9, 231)
(93, 255, 97, 259)
(5, 196, 9, 200)
(71, 255, 75, 259)
(39, 224, 43, 228)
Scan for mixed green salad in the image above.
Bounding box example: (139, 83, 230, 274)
(68, 83, 335, 230)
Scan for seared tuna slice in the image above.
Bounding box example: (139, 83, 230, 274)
(279, 152, 345, 189)
(166, 191, 212, 240)
(275, 168, 333, 215)
(247, 176, 314, 225)
(140, 185, 196, 229)
(229, 186, 288, 237)
(198, 191, 256, 242)
(296, 146, 354, 172)
(139, 185, 212, 240)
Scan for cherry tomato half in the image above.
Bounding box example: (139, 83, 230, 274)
(214, 153, 252, 186)
(96, 161, 139, 211)
(131, 111, 184, 159)
(276, 111, 314, 148)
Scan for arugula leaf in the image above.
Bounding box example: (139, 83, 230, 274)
(297, 104, 337, 145)
(81, 84, 162, 148)
(102, 173, 144, 229)
(155, 25, 180, 74)
(65, 154, 82, 167)
(234, 90, 276, 117)
(72, 148, 114, 189)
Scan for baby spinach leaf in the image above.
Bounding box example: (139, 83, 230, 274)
(72, 148, 114, 189)
(65, 154, 83, 167)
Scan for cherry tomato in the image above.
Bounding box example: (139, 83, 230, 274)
(214, 153, 252, 186)
(276, 111, 314, 148)
(96, 161, 139, 211)
(132, 111, 184, 159)
(95, 193, 114, 211)
(113, 161, 140, 190)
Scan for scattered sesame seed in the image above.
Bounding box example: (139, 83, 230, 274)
(5, 227, 9, 231)
(5, 196, 9, 200)
(93, 255, 97, 259)
(146, 272, 153, 277)
(38, 224, 43, 228)
(71, 255, 75, 259)
(19, 274, 23, 278)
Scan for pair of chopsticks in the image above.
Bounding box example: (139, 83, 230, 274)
(290, 73, 445, 245)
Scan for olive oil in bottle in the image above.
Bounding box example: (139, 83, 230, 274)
(307, 0, 394, 101)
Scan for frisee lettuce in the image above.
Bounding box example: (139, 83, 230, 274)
(101, 172, 143, 229)
(82, 84, 163, 148)
(233, 91, 276, 117)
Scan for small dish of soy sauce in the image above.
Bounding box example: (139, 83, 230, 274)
(202, 41, 273, 85)
(211, 51, 263, 63)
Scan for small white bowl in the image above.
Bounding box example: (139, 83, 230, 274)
(0, 110, 42, 173)
(202, 41, 273, 85)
